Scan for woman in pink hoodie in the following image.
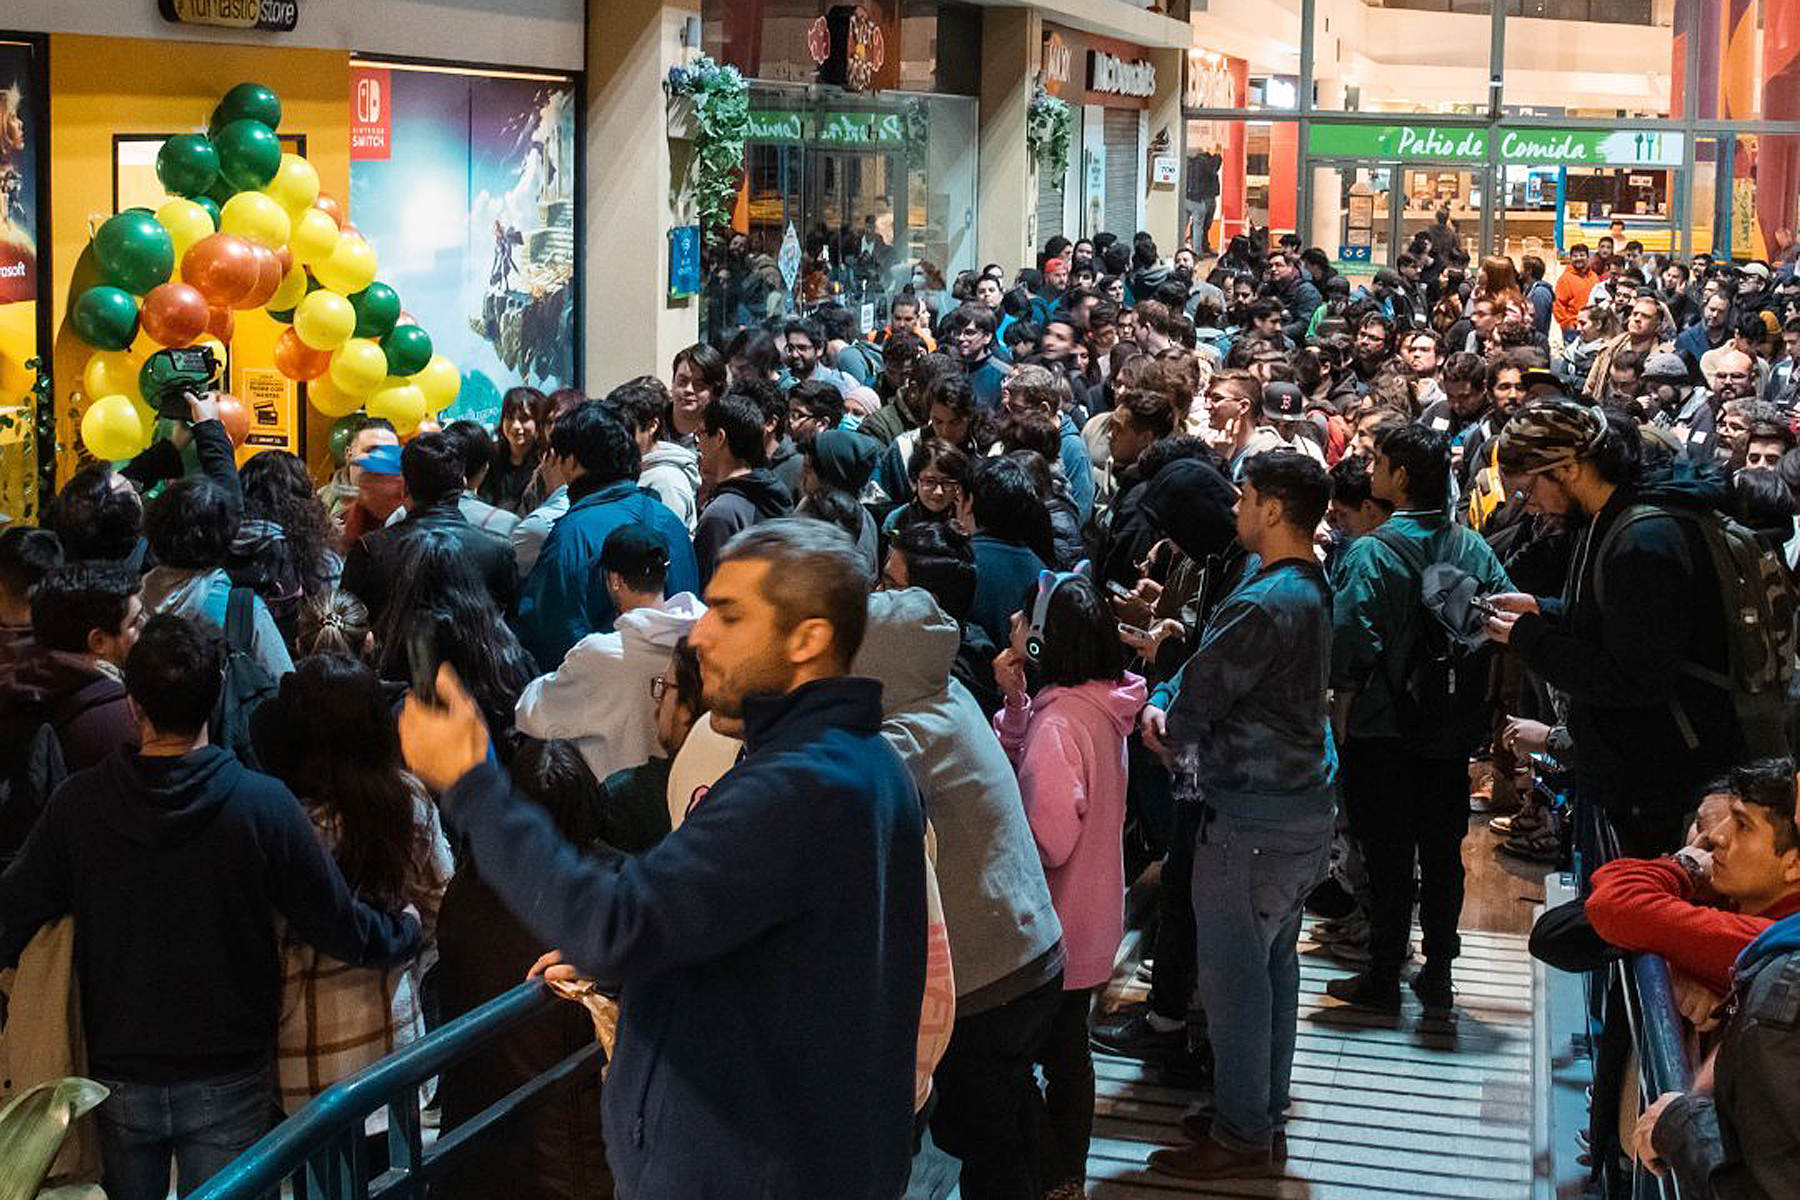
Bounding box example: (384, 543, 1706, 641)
(994, 568, 1146, 1199)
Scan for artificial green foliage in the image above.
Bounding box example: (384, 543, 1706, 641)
(1027, 86, 1073, 183)
(667, 56, 751, 241)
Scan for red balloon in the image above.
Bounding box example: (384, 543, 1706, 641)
(139, 282, 210, 347)
(273, 325, 331, 381)
(182, 234, 261, 309)
(215, 393, 250, 447)
(313, 193, 344, 228)
(206, 306, 235, 343)
(236, 245, 284, 311)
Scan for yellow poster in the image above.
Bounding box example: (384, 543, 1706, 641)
(240, 366, 296, 455)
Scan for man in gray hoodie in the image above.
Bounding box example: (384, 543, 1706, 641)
(854, 587, 1066, 1200)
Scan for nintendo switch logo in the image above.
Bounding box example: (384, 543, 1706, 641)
(350, 68, 391, 160)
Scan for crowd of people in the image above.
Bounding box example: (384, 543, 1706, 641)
(3, 218, 1800, 1200)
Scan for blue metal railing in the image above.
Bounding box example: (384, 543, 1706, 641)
(190, 982, 603, 1200)
(1575, 795, 1694, 1200)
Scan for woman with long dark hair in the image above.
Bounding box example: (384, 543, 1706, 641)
(270, 653, 452, 1122)
(228, 450, 340, 651)
(482, 386, 548, 514)
(373, 528, 537, 739)
(991, 573, 1146, 1198)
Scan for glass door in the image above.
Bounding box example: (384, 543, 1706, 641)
(1396, 166, 1485, 264)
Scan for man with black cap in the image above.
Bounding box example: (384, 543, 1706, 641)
(1239, 381, 1326, 472)
(516, 524, 706, 786)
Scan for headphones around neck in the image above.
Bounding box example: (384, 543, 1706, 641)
(1024, 561, 1091, 662)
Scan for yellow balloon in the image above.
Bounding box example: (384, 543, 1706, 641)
(411, 354, 461, 410)
(267, 264, 308, 312)
(219, 191, 292, 250)
(289, 207, 340, 266)
(368, 379, 428, 435)
(307, 376, 364, 418)
(263, 153, 321, 218)
(155, 198, 215, 262)
(293, 290, 357, 351)
(83, 349, 146, 406)
(193, 336, 228, 364)
(130, 394, 157, 431)
(81, 394, 152, 461)
(313, 234, 378, 295)
(329, 338, 389, 397)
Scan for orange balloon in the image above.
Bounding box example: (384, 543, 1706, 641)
(273, 326, 332, 381)
(272, 245, 293, 275)
(313, 193, 344, 228)
(182, 234, 262, 309)
(206, 306, 235, 343)
(215, 392, 250, 447)
(236, 245, 284, 311)
(139, 282, 210, 347)
(404, 416, 442, 442)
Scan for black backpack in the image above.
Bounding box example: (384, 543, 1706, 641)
(0, 678, 117, 867)
(209, 587, 280, 769)
(1368, 524, 1497, 761)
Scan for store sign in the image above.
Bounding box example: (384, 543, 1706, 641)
(159, 0, 300, 32)
(1185, 50, 1241, 111)
(241, 368, 298, 454)
(349, 66, 391, 160)
(1088, 50, 1156, 98)
(744, 109, 904, 147)
(1309, 122, 1684, 167)
(669, 225, 701, 300)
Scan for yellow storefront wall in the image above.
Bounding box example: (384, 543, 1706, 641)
(48, 34, 350, 484)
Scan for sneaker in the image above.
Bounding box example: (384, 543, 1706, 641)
(1179, 1112, 1289, 1163)
(1325, 973, 1402, 1012)
(1501, 829, 1562, 864)
(1411, 969, 1455, 1011)
(1090, 1007, 1184, 1060)
(1491, 803, 1547, 838)
(1147, 1139, 1274, 1181)
(1320, 937, 1372, 965)
(1314, 911, 1370, 944)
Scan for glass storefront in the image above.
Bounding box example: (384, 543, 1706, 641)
(1185, 0, 1800, 270)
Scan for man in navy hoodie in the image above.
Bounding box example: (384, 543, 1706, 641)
(401, 518, 926, 1200)
(0, 613, 422, 1200)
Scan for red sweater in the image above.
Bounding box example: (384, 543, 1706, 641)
(1585, 857, 1800, 993)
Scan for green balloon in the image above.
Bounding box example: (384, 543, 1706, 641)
(213, 119, 282, 192)
(382, 324, 434, 377)
(71, 286, 141, 351)
(351, 283, 401, 339)
(328, 413, 364, 465)
(268, 306, 296, 325)
(155, 134, 219, 199)
(209, 82, 282, 136)
(92, 210, 175, 295)
(194, 197, 222, 228)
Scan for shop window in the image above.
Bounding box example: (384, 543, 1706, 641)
(1183, 118, 1299, 254)
(1311, 0, 1493, 113)
(0, 37, 42, 524)
(1690, 134, 1800, 264)
(348, 62, 578, 432)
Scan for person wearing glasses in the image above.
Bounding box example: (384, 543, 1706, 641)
(882, 439, 971, 537)
(515, 524, 705, 785)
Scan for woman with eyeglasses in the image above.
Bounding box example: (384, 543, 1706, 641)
(881, 438, 971, 538)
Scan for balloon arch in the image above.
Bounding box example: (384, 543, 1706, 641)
(70, 81, 460, 461)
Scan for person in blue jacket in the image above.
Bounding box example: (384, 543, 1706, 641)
(512, 401, 698, 672)
(401, 518, 926, 1200)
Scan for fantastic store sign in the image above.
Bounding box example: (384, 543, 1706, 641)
(1310, 122, 1684, 168)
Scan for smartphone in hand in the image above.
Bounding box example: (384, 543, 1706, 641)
(407, 624, 441, 707)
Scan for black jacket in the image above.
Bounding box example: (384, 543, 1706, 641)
(1510, 462, 1739, 812)
(693, 470, 793, 583)
(0, 746, 420, 1081)
(1654, 917, 1800, 1200)
(341, 496, 517, 623)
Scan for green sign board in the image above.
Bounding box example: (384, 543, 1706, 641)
(1309, 123, 1684, 168)
(745, 108, 906, 148)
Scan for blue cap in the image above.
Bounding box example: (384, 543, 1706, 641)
(353, 444, 404, 476)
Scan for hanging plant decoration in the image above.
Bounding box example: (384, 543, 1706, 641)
(666, 55, 751, 242)
(1027, 85, 1073, 184)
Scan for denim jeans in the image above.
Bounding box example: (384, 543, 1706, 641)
(95, 1064, 275, 1200)
(1189, 805, 1334, 1153)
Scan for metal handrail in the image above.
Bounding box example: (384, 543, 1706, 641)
(190, 981, 603, 1200)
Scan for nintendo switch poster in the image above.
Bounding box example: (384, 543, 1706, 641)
(349, 65, 577, 433)
(0, 40, 41, 525)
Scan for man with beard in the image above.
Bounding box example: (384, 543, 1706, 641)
(1638, 351, 1699, 429)
(1677, 290, 1736, 378)
(1400, 330, 1445, 408)
(1483, 402, 1742, 854)
(1418, 351, 1493, 489)
(1660, 260, 1699, 330)
(1553, 243, 1600, 337)
(1586, 296, 1671, 402)
(1265, 252, 1322, 345)
(1679, 347, 1758, 463)
(1351, 314, 1396, 389)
